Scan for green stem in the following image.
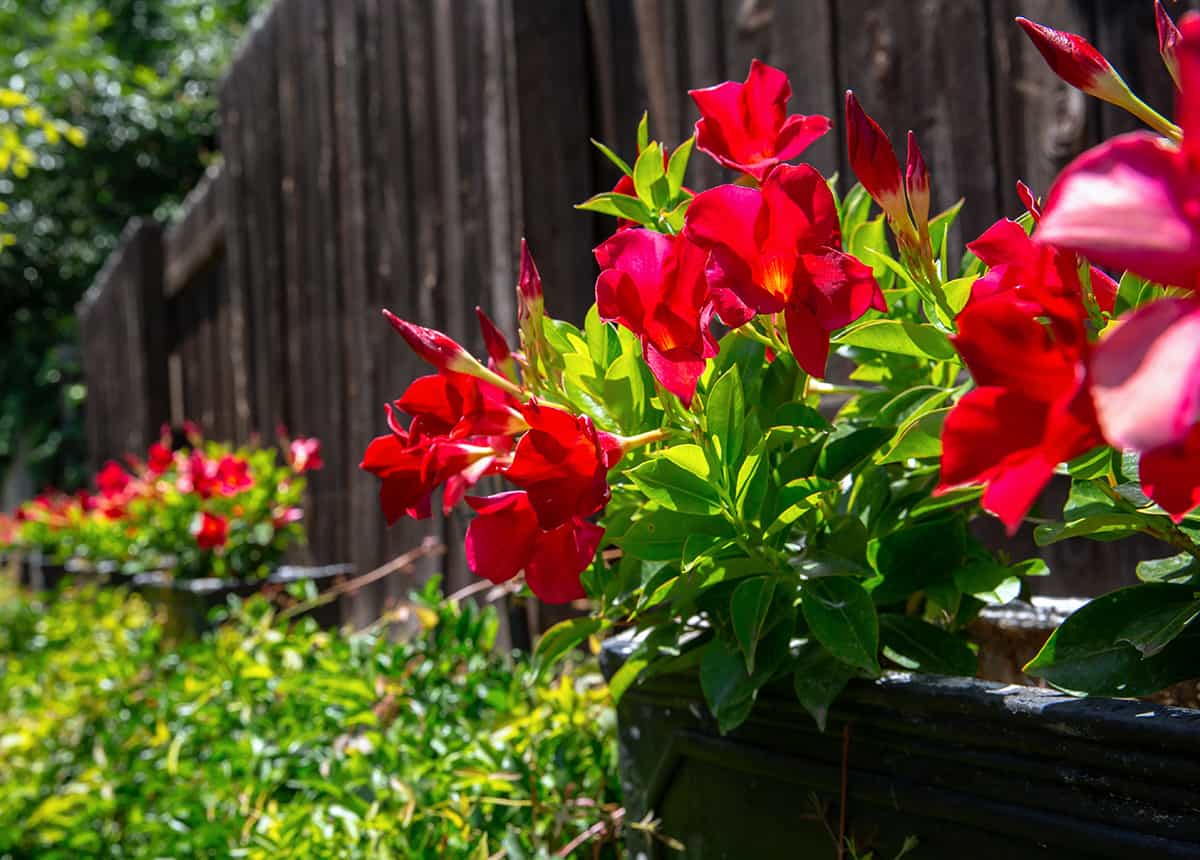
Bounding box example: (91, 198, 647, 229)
(1092, 478, 1200, 556)
(1122, 92, 1182, 142)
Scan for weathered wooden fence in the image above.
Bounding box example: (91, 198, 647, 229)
(78, 0, 1197, 619)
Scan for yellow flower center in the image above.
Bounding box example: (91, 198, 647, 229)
(763, 259, 790, 300)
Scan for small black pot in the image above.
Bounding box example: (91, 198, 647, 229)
(600, 635, 1200, 859)
(133, 563, 354, 643)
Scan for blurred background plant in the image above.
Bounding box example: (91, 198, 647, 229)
(0, 576, 622, 858)
(0, 0, 262, 497)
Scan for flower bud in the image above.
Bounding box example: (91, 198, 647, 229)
(383, 309, 481, 375)
(1157, 1, 1182, 88)
(845, 91, 913, 237)
(904, 130, 931, 234)
(1016, 180, 1042, 222)
(516, 238, 543, 324)
(1015, 18, 1134, 107)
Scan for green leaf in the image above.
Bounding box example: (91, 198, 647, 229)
(1066, 446, 1113, 480)
(848, 216, 893, 289)
(1137, 553, 1200, 585)
(575, 191, 651, 223)
(699, 640, 757, 734)
(867, 516, 967, 605)
(1034, 514, 1147, 546)
(636, 110, 649, 152)
(730, 577, 775, 674)
(706, 365, 745, 468)
(590, 138, 632, 176)
(800, 577, 880, 675)
(835, 319, 956, 360)
(879, 615, 977, 676)
(666, 135, 694, 199)
(793, 640, 855, 731)
(735, 450, 769, 521)
(838, 182, 872, 238)
(878, 407, 949, 463)
(627, 447, 721, 514)
(816, 425, 894, 480)
(608, 656, 650, 702)
(940, 276, 975, 316)
(953, 563, 1021, 605)
(909, 486, 982, 518)
(603, 351, 646, 432)
(632, 141, 669, 209)
(1025, 584, 1200, 695)
(618, 510, 734, 561)
(534, 617, 602, 676)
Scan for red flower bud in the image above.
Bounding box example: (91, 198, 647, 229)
(1015, 17, 1131, 106)
(1158, 1, 1183, 87)
(845, 91, 911, 232)
(904, 130, 931, 233)
(383, 309, 482, 376)
(516, 238, 543, 323)
(475, 307, 512, 364)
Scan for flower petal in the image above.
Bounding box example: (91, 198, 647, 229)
(1090, 296, 1200, 451)
(1037, 132, 1200, 288)
(525, 518, 603, 604)
(465, 492, 538, 584)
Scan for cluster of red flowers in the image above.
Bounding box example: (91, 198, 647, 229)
(360, 295, 628, 603)
(595, 60, 887, 405)
(365, 60, 904, 602)
(7, 427, 322, 556)
(936, 6, 1200, 529)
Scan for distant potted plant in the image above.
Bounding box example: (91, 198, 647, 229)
(360, 4, 1200, 853)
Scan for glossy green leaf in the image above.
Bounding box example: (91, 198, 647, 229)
(816, 425, 894, 480)
(1137, 553, 1200, 585)
(1034, 514, 1147, 546)
(730, 577, 775, 674)
(575, 191, 651, 223)
(793, 641, 855, 732)
(632, 141, 669, 209)
(534, 617, 602, 676)
(706, 365, 745, 467)
(800, 577, 880, 675)
(618, 510, 735, 561)
(590, 138, 632, 176)
(835, 319, 956, 360)
(879, 615, 976, 676)
(666, 135, 694, 199)
(627, 447, 721, 514)
(1025, 584, 1200, 695)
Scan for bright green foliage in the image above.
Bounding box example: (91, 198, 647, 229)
(0, 0, 262, 491)
(0, 579, 621, 858)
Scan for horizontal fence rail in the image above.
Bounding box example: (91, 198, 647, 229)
(77, 0, 1197, 625)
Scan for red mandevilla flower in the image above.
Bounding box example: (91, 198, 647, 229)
(594, 229, 717, 405)
(147, 442, 173, 476)
(97, 460, 132, 499)
(1088, 297, 1200, 520)
(937, 290, 1103, 532)
(464, 491, 602, 604)
(396, 371, 525, 441)
(1159, 0, 1183, 87)
(288, 437, 324, 473)
(689, 59, 831, 182)
(503, 402, 622, 530)
(191, 511, 229, 550)
(684, 164, 886, 377)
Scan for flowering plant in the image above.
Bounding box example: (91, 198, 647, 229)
(4, 428, 321, 581)
(364, 5, 1200, 730)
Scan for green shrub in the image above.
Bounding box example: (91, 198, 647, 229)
(0, 580, 621, 858)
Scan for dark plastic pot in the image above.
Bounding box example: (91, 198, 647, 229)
(600, 634, 1200, 859)
(133, 563, 354, 642)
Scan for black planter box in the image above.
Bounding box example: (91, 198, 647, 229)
(133, 563, 354, 642)
(600, 635, 1200, 859)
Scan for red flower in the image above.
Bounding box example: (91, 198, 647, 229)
(464, 491, 602, 604)
(1088, 296, 1200, 520)
(396, 371, 525, 441)
(1016, 17, 1128, 102)
(938, 292, 1102, 532)
(1036, 13, 1200, 289)
(273, 506, 304, 528)
(96, 460, 131, 499)
(689, 59, 831, 182)
(215, 455, 253, 495)
(504, 403, 622, 530)
(967, 213, 1116, 317)
(191, 512, 229, 550)
(288, 437, 324, 473)
(594, 229, 717, 405)
(360, 430, 437, 523)
(683, 164, 886, 376)
(147, 442, 173, 476)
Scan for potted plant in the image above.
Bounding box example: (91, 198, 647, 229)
(361, 5, 1200, 853)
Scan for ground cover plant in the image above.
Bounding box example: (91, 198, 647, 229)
(0, 578, 621, 858)
(362, 1, 1200, 730)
